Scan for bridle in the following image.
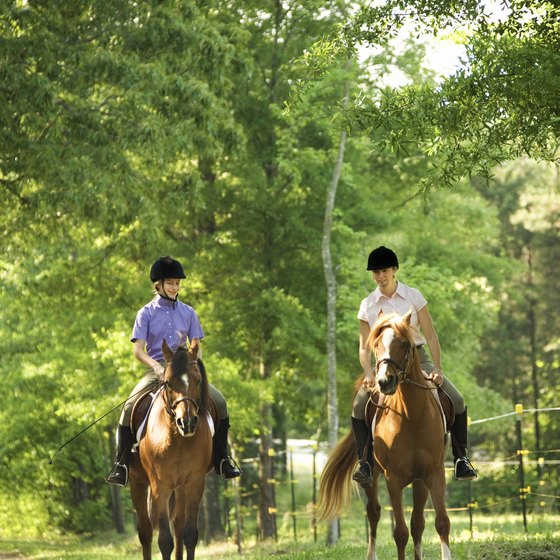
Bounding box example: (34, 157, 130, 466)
(375, 330, 431, 390)
(376, 340, 412, 385)
(161, 360, 201, 422)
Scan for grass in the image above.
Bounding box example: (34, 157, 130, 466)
(2, 513, 559, 559)
(3, 449, 559, 558)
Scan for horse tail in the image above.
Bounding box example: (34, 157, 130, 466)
(316, 432, 356, 521)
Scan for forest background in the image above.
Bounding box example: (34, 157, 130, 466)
(1, 0, 559, 546)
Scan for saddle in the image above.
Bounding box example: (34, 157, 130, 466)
(131, 387, 164, 450)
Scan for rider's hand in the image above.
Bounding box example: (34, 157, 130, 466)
(362, 373, 376, 392)
(429, 369, 444, 387)
(153, 363, 165, 378)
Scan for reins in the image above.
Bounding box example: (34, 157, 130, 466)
(365, 340, 433, 422)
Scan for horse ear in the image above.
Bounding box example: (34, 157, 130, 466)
(377, 310, 384, 320)
(188, 345, 199, 362)
(162, 339, 173, 362)
(402, 308, 413, 324)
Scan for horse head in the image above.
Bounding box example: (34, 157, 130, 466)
(161, 339, 207, 437)
(368, 310, 415, 395)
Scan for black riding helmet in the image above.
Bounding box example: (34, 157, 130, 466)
(366, 246, 399, 271)
(150, 256, 186, 282)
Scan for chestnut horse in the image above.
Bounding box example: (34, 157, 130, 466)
(318, 312, 451, 560)
(129, 340, 214, 560)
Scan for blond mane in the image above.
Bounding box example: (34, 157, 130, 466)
(367, 311, 415, 351)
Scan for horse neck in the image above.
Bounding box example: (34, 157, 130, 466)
(393, 350, 430, 415)
(151, 390, 179, 441)
(407, 348, 425, 383)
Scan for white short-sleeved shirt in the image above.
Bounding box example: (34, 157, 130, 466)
(357, 282, 427, 346)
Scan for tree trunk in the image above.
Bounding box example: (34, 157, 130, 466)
(202, 474, 225, 543)
(322, 75, 349, 546)
(106, 426, 125, 534)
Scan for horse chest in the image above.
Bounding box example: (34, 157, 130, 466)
(374, 409, 442, 474)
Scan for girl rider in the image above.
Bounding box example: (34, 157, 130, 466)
(351, 246, 477, 487)
(106, 256, 241, 486)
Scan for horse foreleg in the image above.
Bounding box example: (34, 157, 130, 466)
(130, 480, 153, 560)
(363, 471, 381, 560)
(411, 480, 429, 560)
(386, 478, 409, 560)
(429, 469, 451, 560)
(182, 483, 205, 560)
(170, 489, 186, 560)
(151, 488, 174, 560)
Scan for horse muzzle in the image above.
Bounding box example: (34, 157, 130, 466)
(377, 371, 398, 395)
(176, 415, 198, 437)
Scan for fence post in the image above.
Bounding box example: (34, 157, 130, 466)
(269, 447, 278, 542)
(515, 403, 528, 533)
(312, 444, 318, 543)
(289, 449, 297, 543)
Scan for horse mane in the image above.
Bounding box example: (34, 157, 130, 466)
(195, 358, 210, 414)
(171, 346, 210, 413)
(353, 313, 418, 393)
(368, 312, 425, 387)
(367, 312, 416, 350)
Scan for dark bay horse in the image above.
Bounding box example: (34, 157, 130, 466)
(129, 340, 214, 560)
(318, 312, 451, 560)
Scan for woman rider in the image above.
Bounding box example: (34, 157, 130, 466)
(351, 246, 477, 487)
(105, 256, 241, 486)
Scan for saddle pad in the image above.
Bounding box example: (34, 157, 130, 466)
(132, 386, 164, 451)
(206, 411, 215, 437)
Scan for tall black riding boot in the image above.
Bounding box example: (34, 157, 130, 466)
(451, 408, 478, 481)
(213, 418, 241, 479)
(351, 416, 374, 488)
(105, 425, 133, 487)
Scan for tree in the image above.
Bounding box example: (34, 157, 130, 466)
(472, 159, 560, 470)
(0, 0, 246, 533)
(321, 62, 351, 545)
(341, 1, 560, 188)
(1, 0, 539, 539)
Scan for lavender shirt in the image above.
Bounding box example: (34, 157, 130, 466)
(131, 295, 205, 361)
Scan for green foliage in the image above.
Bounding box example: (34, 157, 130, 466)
(342, 1, 560, 188)
(2, 0, 558, 541)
